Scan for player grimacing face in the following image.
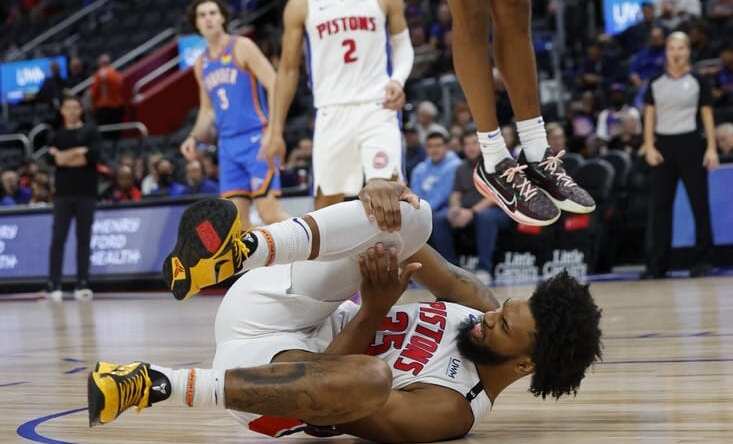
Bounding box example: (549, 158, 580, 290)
(457, 299, 536, 370)
(196, 1, 226, 37)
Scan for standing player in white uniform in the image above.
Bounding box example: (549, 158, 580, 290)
(89, 181, 603, 442)
(262, 0, 414, 209)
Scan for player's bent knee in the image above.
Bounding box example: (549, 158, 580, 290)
(338, 356, 391, 406)
(401, 200, 433, 245)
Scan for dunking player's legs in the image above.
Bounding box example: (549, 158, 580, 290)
(488, 0, 546, 162)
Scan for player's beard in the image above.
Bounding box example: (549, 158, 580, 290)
(456, 317, 513, 366)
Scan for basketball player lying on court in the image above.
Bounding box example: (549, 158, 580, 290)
(88, 180, 603, 443)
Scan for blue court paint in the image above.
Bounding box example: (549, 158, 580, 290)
(0, 381, 30, 387)
(64, 367, 87, 375)
(17, 407, 86, 444)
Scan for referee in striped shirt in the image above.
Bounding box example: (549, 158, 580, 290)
(642, 32, 720, 279)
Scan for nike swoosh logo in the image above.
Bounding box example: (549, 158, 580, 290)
(478, 167, 516, 210)
(495, 188, 516, 208)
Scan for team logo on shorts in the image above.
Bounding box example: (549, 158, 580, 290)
(251, 177, 264, 191)
(171, 257, 185, 283)
(372, 151, 389, 169)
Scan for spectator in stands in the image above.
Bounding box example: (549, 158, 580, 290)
(180, 159, 218, 195)
(451, 100, 473, 131)
(430, 132, 510, 284)
(404, 124, 425, 184)
(67, 57, 85, 88)
(1, 170, 31, 206)
(630, 27, 667, 89)
(707, 0, 733, 19)
(149, 158, 186, 197)
(432, 28, 453, 76)
(141, 152, 163, 195)
(429, 1, 451, 49)
(687, 21, 718, 62)
(46, 94, 100, 302)
(713, 45, 733, 107)
(201, 150, 219, 183)
(284, 137, 313, 171)
(717, 123, 733, 163)
(29, 178, 50, 207)
(619, 2, 657, 55)
(414, 101, 447, 144)
(657, 0, 683, 30)
(91, 54, 125, 130)
(109, 165, 142, 203)
(410, 131, 461, 213)
(608, 113, 644, 153)
(547, 122, 567, 156)
(18, 159, 39, 189)
(578, 43, 619, 91)
(409, 25, 438, 80)
(36, 61, 66, 109)
(596, 84, 642, 143)
(676, 0, 702, 17)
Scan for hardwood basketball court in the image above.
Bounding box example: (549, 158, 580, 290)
(2, 276, 732, 443)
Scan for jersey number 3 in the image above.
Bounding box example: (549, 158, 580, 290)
(217, 88, 230, 110)
(342, 39, 358, 64)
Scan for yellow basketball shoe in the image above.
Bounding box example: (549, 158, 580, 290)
(87, 361, 152, 427)
(162, 198, 259, 301)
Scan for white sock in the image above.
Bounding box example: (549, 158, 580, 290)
(244, 217, 314, 270)
(517, 117, 550, 162)
(151, 365, 225, 408)
(478, 129, 511, 173)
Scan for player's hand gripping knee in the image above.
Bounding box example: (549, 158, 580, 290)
(359, 179, 420, 232)
(359, 243, 421, 316)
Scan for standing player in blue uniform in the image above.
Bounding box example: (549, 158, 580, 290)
(181, 0, 288, 229)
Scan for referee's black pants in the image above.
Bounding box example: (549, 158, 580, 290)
(647, 132, 713, 273)
(49, 196, 96, 287)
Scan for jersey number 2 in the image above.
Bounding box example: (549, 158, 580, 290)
(342, 39, 358, 64)
(217, 88, 230, 110)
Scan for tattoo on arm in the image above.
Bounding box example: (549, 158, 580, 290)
(442, 262, 500, 312)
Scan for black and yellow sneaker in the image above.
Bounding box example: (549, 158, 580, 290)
(88, 361, 153, 427)
(163, 198, 258, 301)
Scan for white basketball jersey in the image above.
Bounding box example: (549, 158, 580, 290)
(365, 301, 492, 423)
(304, 0, 390, 108)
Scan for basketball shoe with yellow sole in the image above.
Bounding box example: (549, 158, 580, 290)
(88, 361, 153, 427)
(163, 198, 259, 301)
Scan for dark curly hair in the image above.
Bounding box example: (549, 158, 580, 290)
(528, 270, 603, 400)
(187, 0, 230, 34)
